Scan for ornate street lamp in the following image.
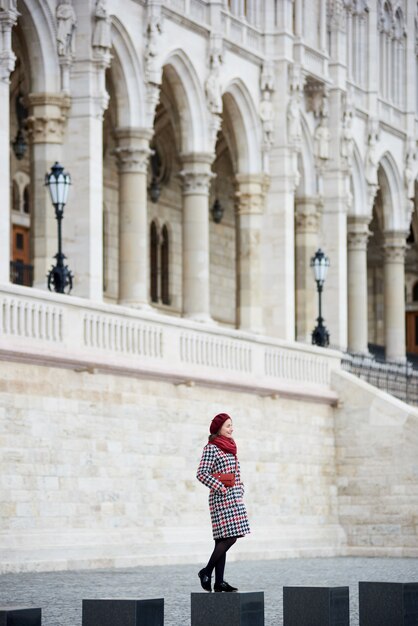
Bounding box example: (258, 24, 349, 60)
(310, 248, 330, 347)
(211, 198, 224, 224)
(45, 162, 73, 294)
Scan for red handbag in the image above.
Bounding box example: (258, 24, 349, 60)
(212, 472, 235, 487)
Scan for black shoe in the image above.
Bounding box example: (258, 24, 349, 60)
(214, 581, 238, 592)
(198, 568, 212, 592)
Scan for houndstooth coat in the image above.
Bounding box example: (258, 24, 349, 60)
(196, 443, 251, 540)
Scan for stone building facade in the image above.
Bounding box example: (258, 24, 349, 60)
(1, 0, 418, 572)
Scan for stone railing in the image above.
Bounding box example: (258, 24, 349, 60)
(0, 284, 341, 404)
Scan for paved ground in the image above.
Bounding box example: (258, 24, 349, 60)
(1, 557, 418, 625)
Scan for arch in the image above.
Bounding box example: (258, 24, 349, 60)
(162, 50, 208, 153)
(222, 78, 262, 174)
(17, 0, 59, 92)
(377, 152, 406, 231)
(110, 17, 146, 127)
(296, 113, 316, 197)
(348, 142, 368, 218)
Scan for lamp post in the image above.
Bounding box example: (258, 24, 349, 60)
(45, 162, 73, 294)
(310, 248, 330, 347)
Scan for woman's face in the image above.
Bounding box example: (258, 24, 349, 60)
(219, 418, 233, 438)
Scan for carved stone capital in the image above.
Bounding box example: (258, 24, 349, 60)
(347, 217, 371, 251)
(115, 127, 153, 174)
(295, 198, 321, 234)
(179, 153, 214, 196)
(235, 174, 269, 216)
(383, 231, 408, 263)
(26, 92, 71, 144)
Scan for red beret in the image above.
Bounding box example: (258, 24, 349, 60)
(210, 412, 231, 435)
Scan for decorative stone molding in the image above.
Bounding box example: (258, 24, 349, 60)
(0, 3, 18, 83)
(347, 216, 371, 251)
(26, 93, 71, 144)
(115, 127, 153, 174)
(179, 153, 214, 196)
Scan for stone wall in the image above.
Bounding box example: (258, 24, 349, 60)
(0, 359, 344, 573)
(332, 369, 418, 556)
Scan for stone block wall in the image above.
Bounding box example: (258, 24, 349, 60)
(332, 369, 418, 555)
(0, 359, 343, 573)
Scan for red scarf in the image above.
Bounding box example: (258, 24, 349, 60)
(209, 435, 237, 456)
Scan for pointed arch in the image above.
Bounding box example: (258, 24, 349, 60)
(378, 152, 407, 231)
(222, 78, 262, 174)
(162, 50, 208, 153)
(349, 142, 368, 218)
(296, 113, 316, 197)
(17, 0, 59, 92)
(110, 17, 146, 127)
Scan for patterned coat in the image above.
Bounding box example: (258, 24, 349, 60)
(196, 443, 251, 540)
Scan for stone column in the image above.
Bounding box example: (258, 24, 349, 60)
(236, 174, 267, 333)
(27, 93, 70, 288)
(115, 128, 152, 308)
(180, 154, 213, 322)
(347, 216, 371, 354)
(383, 231, 408, 362)
(0, 5, 18, 283)
(295, 197, 321, 343)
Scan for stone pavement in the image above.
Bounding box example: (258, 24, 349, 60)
(1, 558, 418, 625)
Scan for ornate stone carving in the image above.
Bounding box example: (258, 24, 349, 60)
(56, 0, 77, 58)
(327, 0, 346, 33)
(205, 34, 223, 116)
(314, 94, 331, 166)
(26, 93, 71, 144)
(115, 128, 153, 174)
(144, 14, 162, 86)
(287, 63, 302, 149)
(404, 138, 416, 200)
(295, 211, 320, 234)
(295, 196, 322, 233)
(383, 232, 408, 263)
(235, 175, 268, 216)
(340, 86, 355, 170)
(0, 2, 18, 83)
(258, 60, 275, 154)
(365, 118, 379, 186)
(347, 218, 371, 251)
(180, 170, 212, 195)
(144, 10, 163, 128)
(92, 0, 111, 55)
(115, 146, 151, 174)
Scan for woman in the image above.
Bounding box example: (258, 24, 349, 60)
(196, 412, 250, 592)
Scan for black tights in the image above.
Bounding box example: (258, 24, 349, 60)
(204, 537, 237, 584)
